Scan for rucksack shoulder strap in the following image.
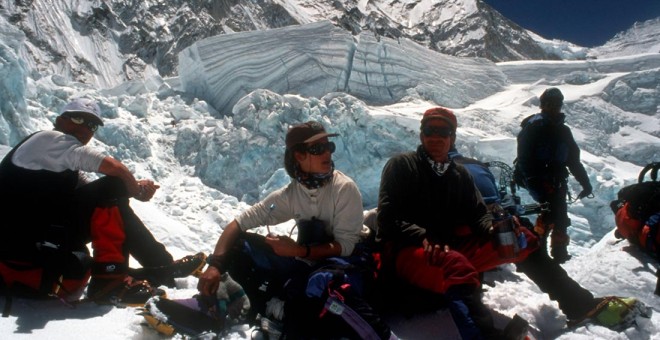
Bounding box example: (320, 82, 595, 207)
(638, 162, 660, 183)
(519, 114, 538, 128)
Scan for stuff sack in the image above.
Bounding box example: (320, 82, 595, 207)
(1, 248, 91, 317)
(282, 258, 392, 340)
(142, 273, 249, 338)
(142, 295, 225, 337)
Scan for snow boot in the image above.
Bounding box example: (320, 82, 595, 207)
(129, 252, 207, 287)
(87, 275, 165, 307)
(567, 296, 652, 330)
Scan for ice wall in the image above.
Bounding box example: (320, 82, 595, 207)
(178, 21, 507, 115)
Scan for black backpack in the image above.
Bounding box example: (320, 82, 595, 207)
(610, 162, 660, 221)
(283, 255, 392, 340)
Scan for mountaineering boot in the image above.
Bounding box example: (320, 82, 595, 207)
(87, 261, 165, 306)
(129, 252, 207, 287)
(87, 275, 165, 306)
(550, 230, 571, 264)
(567, 296, 652, 329)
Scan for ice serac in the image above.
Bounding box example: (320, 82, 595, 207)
(179, 21, 354, 115)
(350, 32, 506, 107)
(179, 21, 507, 115)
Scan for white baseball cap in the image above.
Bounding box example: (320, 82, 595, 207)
(60, 98, 104, 126)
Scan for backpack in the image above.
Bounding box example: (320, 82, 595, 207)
(1, 233, 92, 316)
(611, 162, 660, 257)
(283, 257, 392, 340)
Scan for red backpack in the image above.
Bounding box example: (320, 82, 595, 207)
(1, 233, 92, 316)
(611, 162, 660, 256)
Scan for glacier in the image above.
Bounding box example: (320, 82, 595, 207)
(1, 7, 660, 340)
(178, 21, 507, 114)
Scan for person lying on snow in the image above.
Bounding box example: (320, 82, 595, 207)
(197, 121, 393, 339)
(0, 98, 205, 308)
(372, 107, 650, 337)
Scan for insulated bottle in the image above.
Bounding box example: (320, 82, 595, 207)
(493, 212, 519, 259)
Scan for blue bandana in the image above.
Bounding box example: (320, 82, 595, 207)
(294, 162, 335, 189)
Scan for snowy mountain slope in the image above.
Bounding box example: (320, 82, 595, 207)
(1, 1, 660, 339)
(1, 0, 589, 91)
(590, 18, 660, 59)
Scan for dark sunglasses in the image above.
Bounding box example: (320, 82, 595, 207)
(64, 114, 100, 132)
(306, 141, 336, 155)
(422, 126, 453, 138)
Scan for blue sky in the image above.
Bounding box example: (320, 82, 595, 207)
(484, 0, 660, 47)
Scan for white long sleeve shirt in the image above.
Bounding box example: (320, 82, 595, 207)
(236, 170, 363, 256)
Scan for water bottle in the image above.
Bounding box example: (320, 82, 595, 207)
(493, 212, 519, 259)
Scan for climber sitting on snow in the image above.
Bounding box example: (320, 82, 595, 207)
(0, 98, 205, 307)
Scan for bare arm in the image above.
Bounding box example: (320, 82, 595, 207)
(265, 236, 342, 259)
(197, 220, 242, 296)
(97, 156, 158, 201)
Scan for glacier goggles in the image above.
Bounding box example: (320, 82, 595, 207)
(422, 126, 454, 138)
(62, 113, 100, 132)
(305, 141, 336, 155)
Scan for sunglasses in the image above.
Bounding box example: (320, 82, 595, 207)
(65, 114, 100, 132)
(422, 126, 453, 138)
(305, 141, 336, 155)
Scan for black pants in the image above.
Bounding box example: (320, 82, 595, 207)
(0, 176, 172, 268)
(73, 176, 173, 268)
(516, 246, 596, 320)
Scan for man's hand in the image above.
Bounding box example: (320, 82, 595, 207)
(577, 183, 593, 199)
(135, 179, 160, 201)
(197, 265, 222, 296)
(423, 238, 450, 266)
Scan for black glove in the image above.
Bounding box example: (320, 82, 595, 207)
(577, 183, 593, 199)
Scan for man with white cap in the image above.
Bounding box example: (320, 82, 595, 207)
(0, 98, 205, 307)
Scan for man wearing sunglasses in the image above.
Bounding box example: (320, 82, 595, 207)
(198, 121, 392, 338)
(0, 98, 205, 306)
(375, 107, 539, 339)
(375, 106, 617, 335)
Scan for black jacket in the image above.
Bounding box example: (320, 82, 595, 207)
(376, 146, 492, 250)
(516, 111, 590, 189)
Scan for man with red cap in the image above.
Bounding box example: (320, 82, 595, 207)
(375, 107, 540, 339)
(375, 106, 621, 335)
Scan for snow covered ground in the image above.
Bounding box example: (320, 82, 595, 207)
(1, 10, 659, 340)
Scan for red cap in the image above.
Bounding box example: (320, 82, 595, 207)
(420, 107, 456, 131)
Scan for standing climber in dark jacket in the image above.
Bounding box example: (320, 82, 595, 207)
(516, 88, 593, 263)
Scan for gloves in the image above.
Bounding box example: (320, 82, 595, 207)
(216, 273, 250, 320)
(577, 183, 593, 199)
